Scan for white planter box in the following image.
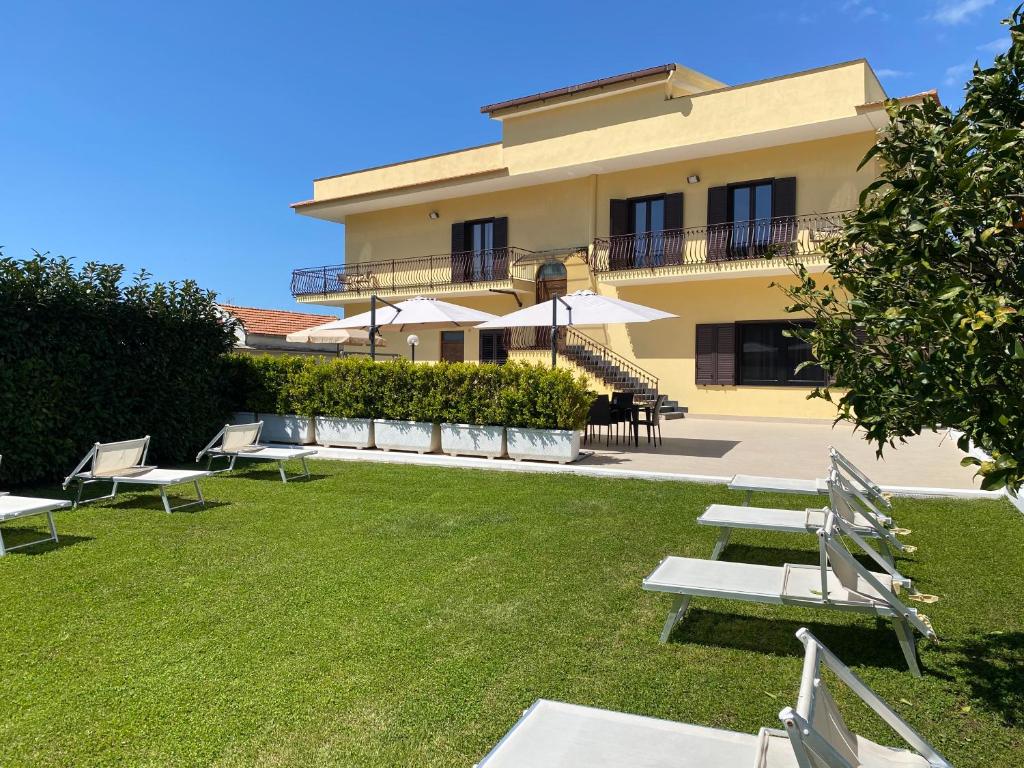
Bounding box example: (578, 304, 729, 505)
(373, 419, 440, 454)
(258, 413, 316, 445)
(506, 427, 581, 464)
(440, 424, 506, 459)
(315, 417, 374, 449)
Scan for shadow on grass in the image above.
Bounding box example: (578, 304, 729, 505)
(225, 468, 329, 483)
(0, 529, 93, 556)
(951, 631, 1024, 725)
(104, 496, 232, 513)
(721, 541, 909, 571)
(667, 608, 910, 672)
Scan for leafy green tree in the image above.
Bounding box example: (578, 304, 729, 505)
(782, 6, 1024, 490)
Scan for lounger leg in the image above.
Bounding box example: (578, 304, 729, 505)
(659, 595, 693, 643)
(878, 537, 895, 567)
(278, 460, 288, 483)
(0, 528, 6, 557)
(160, 487, 173, 514)
(301, 456, 310, 479)
(194, 480, 205, 508)
(710, 528, 732, 560)
(46, 510, 58, 544)
(893, 617, 922, 677)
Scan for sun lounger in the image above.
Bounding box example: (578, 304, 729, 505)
(63, 436, 211, 513)
(699, 471, 908, 564)
(729, 447, 892, 511)
(645, 502, 934, 675)
(475, 628, 952, 767)
(0, 495, 71, 556)
(195, 422, 316, 483)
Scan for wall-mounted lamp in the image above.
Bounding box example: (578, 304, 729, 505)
(428, 210, 440, 220)
(686, 174, 700, 184)
(407, 334, 420, 362)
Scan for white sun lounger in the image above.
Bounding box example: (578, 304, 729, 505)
(196, 422, 316, 483)
(62, 436, 211, 513)
(475, 628, 952, 767)
(0, 495, 71, 556)
(729, 447, 892, 510)
(645, 505, 935, 675)
(699, 471, 907, 564)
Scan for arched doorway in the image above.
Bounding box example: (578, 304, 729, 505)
(536, 262, 567, 303)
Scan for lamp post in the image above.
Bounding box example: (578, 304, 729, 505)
(407, 334, 419, 362)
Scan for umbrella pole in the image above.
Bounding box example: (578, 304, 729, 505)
(551, 298, 557, 369)
(370, 296, 377, 362)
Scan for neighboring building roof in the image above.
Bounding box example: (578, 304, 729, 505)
(479, 63, 678, 115)
(219, 304, 337, 337)
(858, 89, 942, 110)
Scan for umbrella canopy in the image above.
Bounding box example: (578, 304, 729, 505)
(320, 296, 499, 331)
(285, 323, 383, 347)
(475, 290, 676, 328)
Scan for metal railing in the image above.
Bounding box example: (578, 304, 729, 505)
(291, 247, 535, 298)
(505, 326, 659, 403)
(590, 211, 850, 274)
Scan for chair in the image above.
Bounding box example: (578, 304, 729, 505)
(63, 436, 212, 513)
(584, 395, 618, 447)
(698, 469, 910, 565)
(196, 422, 317, 483)
(474, 628, 952, 767)
(0, 455, 71, 556)
(644, 478, 935, 676)
(634, 394, 667, 446)
(609, 392, 635, 443)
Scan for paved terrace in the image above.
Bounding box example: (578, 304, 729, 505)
(309, 416, 986, 497)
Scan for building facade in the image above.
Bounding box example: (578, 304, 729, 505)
(291, 60, 930, 419)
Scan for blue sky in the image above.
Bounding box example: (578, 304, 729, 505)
(0, 1, 1014, 313)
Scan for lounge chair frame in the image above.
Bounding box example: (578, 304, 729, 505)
(196, 422, 315, 483)
(63, 437, 209, 514)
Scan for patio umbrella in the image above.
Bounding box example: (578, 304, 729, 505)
(311, 295, 500, 359)
(285, 324, 382, 346)
(475, 289, 677, 367)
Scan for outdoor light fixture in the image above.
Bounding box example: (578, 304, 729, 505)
(687, 174, 700, 184)
(428, 210, 440, 220)
(407, 333, 419, 362)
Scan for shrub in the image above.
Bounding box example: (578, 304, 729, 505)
(0, 253, 236, 486)
(290, 357, 380, 419)
(497, 363, 594, 431)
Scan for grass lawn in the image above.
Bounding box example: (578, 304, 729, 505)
(2, 459, 1022, 767)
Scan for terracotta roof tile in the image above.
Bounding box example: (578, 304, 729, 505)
(219, 304, 338, 337)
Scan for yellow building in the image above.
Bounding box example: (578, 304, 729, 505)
(291, 60, 933, 420)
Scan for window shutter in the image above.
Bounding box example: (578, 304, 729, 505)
(663, 192, 684, 265)
(451, 222, 467, 283)
(492, 216, 509, 277)
(609, 199, 628, 236)
(706, 187, 729, 262)
(480, 331, 494, 363)
(695, 323, 736, 385)
(772, 177, 797, 252)
(450, 222, 465, 253)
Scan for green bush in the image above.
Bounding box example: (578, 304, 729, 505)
(0, 253, 237, 486)
(289, 357, 380, 419)
(496, 363, 594, 431)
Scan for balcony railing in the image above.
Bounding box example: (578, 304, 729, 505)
(291, 247, 535, 299)
(589, 211, 850, 274)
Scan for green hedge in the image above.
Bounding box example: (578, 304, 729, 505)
(0, 254, 237, 486)
(226, 355, 594, 431)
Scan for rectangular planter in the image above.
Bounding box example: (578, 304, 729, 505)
(258, 413, 316, 445)
(373, 419, 440, 454)
(440, 424, 506, 459)
(315, 416, 374, 449)
(506, 427, 581, 464)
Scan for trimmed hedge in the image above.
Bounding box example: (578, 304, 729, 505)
(226, 355, 594, 431)
(0, 254, 237, 486)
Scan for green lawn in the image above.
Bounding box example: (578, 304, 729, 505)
(2, 460, 1022, 767)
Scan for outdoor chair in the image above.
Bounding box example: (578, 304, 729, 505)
(698, 469, 910, 565)
(729, 446, 893, 510)
(196, 421, 316, 483)
(584, 395, 618, 447)
(0, 454, 71, 556)
(63, 436, 211, 513)
(644, 480, 935, 676)
(474, 627, 952, 767)
(635, 393, 667, 446)
(609, 391, 635, 442)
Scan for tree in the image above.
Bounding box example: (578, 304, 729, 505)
(781, 5, 1024, 490)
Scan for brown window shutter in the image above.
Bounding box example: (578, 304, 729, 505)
(480, 330, 494, 362)
(707, 187, 729, 262)
(609, 199, 628, 236)
(664, 193, 684, 265)
(695, 323, 736, 384)
(451, 222, 467, 283)
(451, 222, 465, 253)
(492, 217, 509, 277)
(771, 177, 797, 252)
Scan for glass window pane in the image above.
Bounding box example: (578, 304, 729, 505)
(754, 183, 773, 221)
(632, 200, 648, 232)
(483, 221, 493, 250)
(732, 188, 750, 222)
(785, 324, 826, 384)
(649, 198, 665, 232)
(740, 324, 781, 384)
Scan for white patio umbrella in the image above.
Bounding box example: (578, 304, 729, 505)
(310, 295, 500, 359)
(475, 289, 677, 367)
(285, 323, 382, 346)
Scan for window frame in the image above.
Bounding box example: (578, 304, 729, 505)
(735, 319, 827, 387)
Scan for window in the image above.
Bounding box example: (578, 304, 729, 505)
(479, 330, 508, 364)
(737, 321, 826, 386)
(466, 219, 495, 281)
(728, 181, 773, 257)
(451, 217, 509, 283)
(441, 331, 465, 362)
(629, 196, 666, 234)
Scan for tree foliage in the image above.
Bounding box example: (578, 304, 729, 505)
(782, 6, 1024, 490)
(0, 252, 237, 486)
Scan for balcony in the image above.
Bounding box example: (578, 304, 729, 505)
(291, 247, 537, 304)
(590, 211, 850, 284)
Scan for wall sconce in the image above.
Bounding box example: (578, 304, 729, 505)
(686, 175, 700, 184)
(428, 210, 440, 220)
(407, 334, 420, 362)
